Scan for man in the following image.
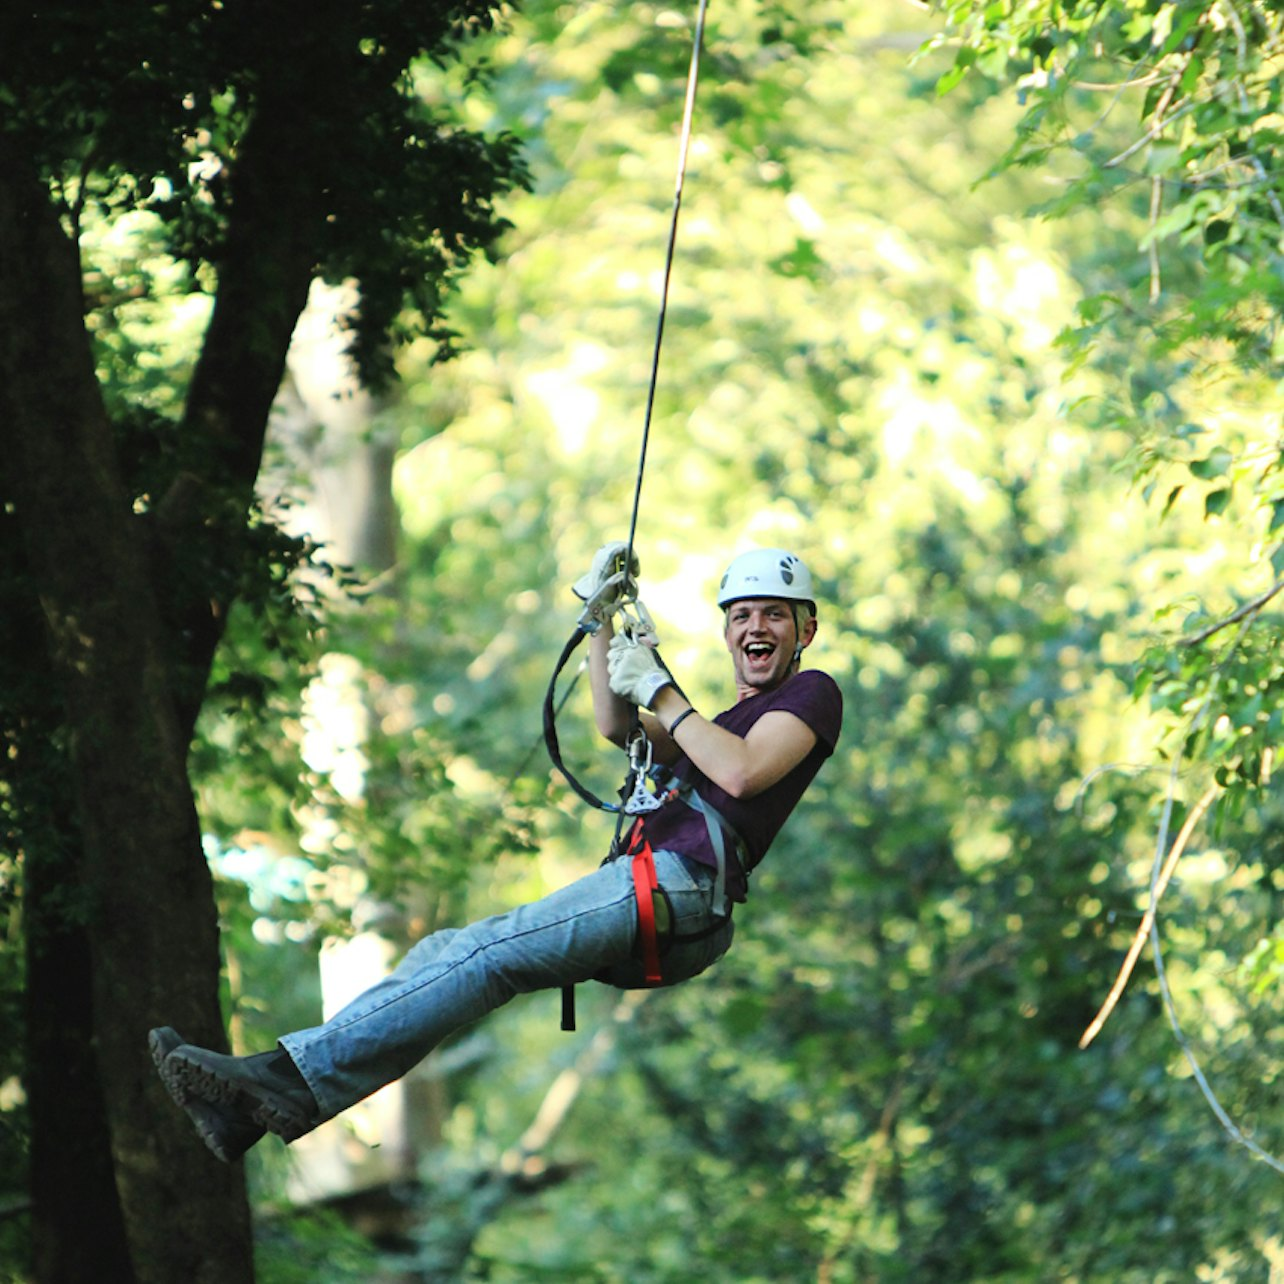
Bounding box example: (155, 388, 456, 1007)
(151, 547, 842, 1162)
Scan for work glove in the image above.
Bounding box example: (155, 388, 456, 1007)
(607, 632, 673, 709)
(573, 541, 639, 607)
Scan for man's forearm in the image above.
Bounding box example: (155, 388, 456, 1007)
(589, 621, 633, 746)
(649, 686, 815, 800)
(647, 685, 754, 794)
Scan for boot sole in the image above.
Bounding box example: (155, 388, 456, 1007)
(159, 1044, 311, 1143)
(148, 1027, 266, 1162)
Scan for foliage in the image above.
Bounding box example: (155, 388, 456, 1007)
(253, 1208, 385, 1284)
(929, 0, 1284, 359)
(929, 0, 1284, 1196)
(348, 1, 1282, 1278)
(5, 0, 1283, 1277)
(1, 0, 529, 386)
(928, 0, 1284, 806)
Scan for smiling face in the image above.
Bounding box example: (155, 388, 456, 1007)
(724, 597, 817, 699)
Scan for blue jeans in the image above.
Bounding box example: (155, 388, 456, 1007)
(280, 849, 733, 1122)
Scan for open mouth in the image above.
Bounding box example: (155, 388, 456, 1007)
(744, 642, 776, 665)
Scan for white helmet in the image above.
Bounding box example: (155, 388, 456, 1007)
(717, 549, 816, 609)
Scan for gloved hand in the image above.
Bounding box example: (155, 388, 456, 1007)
(607, 632, 673, 709)
(573, 541, 639, 607)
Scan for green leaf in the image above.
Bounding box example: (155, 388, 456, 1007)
(1190, 447, 1232, 479)
(1204, 486, 1232, 517)
(1180, 54, 1206, 95)
(937, 47, 975, 96)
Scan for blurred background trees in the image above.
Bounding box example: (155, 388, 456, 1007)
(1, 0, 1280, 1280)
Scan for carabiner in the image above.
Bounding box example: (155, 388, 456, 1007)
(624, 728, 663, 814)
(577, 567, 640, 635)
(616, 597, 658, 648)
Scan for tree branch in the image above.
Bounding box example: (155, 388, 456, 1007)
(1150, 867, 1284, 1175)
(1148, 174, 1164, 303)
(1102, 60, 1192, 170)
(1079, 781, 1217, 1049)
(1179, 576, 1284, 648)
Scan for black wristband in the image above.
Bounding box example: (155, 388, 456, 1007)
(667, 706, 697, 737)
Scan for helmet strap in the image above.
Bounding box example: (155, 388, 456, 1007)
(790, 602, 817, 669)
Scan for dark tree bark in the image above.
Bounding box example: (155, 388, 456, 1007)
(0, 1, 520, 1274)
(23, 763, 134, 1284)
(0, 140, 256, 1283)
(0, 10, 372, 1277)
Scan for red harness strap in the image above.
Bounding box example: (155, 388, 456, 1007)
(561, 818, 664, 1031)
(626, 820, 663, 985)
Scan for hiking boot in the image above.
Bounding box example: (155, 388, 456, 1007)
(149, 1026, 265, 1163)
(155, 1035, 318, 1144)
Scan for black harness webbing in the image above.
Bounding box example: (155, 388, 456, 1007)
(543, 626, 623, 815)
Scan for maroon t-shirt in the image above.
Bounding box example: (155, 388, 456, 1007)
(639, 669, 843, 900)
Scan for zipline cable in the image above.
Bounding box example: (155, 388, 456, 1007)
(542, 0, 712, 813)
(622, 0, 712, 577)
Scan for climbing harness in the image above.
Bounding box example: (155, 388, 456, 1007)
(552, 733, 750, 1029)
(544, 0, 713, 1027)
(559, 759, 749, 1030)
(626, 828, 664, 985)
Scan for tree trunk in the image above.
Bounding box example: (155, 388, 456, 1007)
(0, 142, 255, 1284)
(22, 755, 134, 1283)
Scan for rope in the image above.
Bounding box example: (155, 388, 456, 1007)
(541, 0, 712, 814)
(622, 0, 712, 576)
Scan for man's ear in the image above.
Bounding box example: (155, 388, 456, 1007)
(799, 612, 818, 650)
